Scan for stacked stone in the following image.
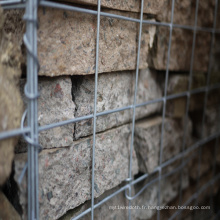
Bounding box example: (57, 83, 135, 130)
(0, 7, 23, 220)
(2, 0, 220, 219)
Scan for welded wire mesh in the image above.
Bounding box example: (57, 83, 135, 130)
(0, 0, 220, 220)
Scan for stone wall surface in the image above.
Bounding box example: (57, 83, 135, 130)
(60, 0, 216, 29)
(156, 173, 220, 220)
(1, 1, 220, 220)
(17, 77, 75, 152)
(37, 6, 216, 74)
(131, 167, 189, 220)
(73, 68, 162, 139)
(59, 185, 129, 220)
(14, 124, 138, 219)
(190, 104, 220, 139)
(165, 74, 220, 118)
(157, 0, 216, 27)
(3, 9, 25, 47)
(0, 191, 21, 220)
(38, 8, 155, 76)
(150, 28, 211, 71)
(0, 7, 23, 186)
(5, 2, 218, 76)
(134, 117, 192, 173)
(17, 68, 162, 152)
(188, 141, 219, 181)
(70, 0, 165, 14)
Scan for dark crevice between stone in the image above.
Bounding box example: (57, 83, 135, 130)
(135, 112, 162, 124)
(134, 171, 145, 180)
(71, 75, 84, 141)
(2, 161, 23, 217)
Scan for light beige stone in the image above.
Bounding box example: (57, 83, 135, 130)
(38, 8, 155, 76)
(3, 9, 25, 47)
(14, 124, 138, 220)
(0, 7, 23, 185)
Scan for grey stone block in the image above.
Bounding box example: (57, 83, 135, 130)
(17, 68, 162, 151)
(14, 124, 138, 219)
(131, 167, 189, 220)
(38, 8, 155, 76)
(134, 116, 192, 173)
(150, 28, 211, 72)
(73, 68, 162, 139)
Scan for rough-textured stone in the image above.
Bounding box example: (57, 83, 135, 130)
(157, 0, 215, 27)
(157, 172, 220, 220)
(134, 116, 192, 173)
(38, 8, 155, 76)
(73, 68, 162, 139)
(0, 190, 21, 220)
(164, 74, 220, 118)
(188, 141, 217, 181)
(17, 77, 75, 152)
(212, 34, 220, 74)
(17, 68, 162, 151)
(70, 0, 165, 15)
(190, 104, 220, 139)
(0, 7, 23, 185)
(59, 184, 129, 220)
(150, 27, 211, 71)
(3, 9, 25, 47)
(14, 124, 138, 220)
(131, 166, 189, 219)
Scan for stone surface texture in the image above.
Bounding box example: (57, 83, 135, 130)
(71, 0, 165, 14)
(192, 104, 220, 139)
(164, 74, 220, 118)
(150, 28, 211, 71)
(157, 172, 220, 220)
(134, 117, 192, 173)
(157, 0, 215, 27)
(131, 167, 189, 220)
(0, 190, 21, 220)
(59, 185, 129, 220)
(188, 141, 219, 181)
(17, 77, 75, 152)
(3, 1, 218, 76)
(150, 0, 218, 72)
(3, 9, 25, 47)
(73, 68, 162, 139)
(17, 68, 162, 152)
(14, 124, 138, 220)
(3, 1, 220, 220)
(0, 7, 23, 186)
(38, 8, 155, 76)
